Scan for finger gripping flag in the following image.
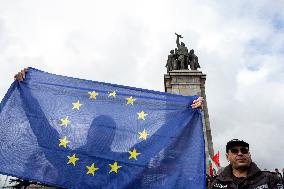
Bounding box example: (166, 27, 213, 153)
(0, 68, 206, 189)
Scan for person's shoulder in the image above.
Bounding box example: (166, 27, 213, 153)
(261, 170, 276, 178)
(261, 170, 277, 177)
(261, 171, 283, 188)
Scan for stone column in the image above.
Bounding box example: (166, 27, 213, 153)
(164, 70, 214, 173)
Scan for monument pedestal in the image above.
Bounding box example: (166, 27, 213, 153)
(164, 70, 214, 173)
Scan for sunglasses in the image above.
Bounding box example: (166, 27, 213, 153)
(230, 147, 249, 154)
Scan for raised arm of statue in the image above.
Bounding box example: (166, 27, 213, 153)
(176, 36, 180, 48)
(175, 33, 182, 48)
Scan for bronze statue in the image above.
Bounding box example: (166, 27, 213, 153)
(188, 49, 200, 70)
(175, 33, 189, 70)
(165, 50, 177, 72)
(165, 33, 200, 72)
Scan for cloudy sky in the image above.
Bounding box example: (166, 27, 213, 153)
(1, 0, 284, 185)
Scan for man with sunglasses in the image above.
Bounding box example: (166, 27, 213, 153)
(209, 139, 283, 189)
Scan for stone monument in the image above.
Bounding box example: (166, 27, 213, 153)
(164, 33, 214, 173)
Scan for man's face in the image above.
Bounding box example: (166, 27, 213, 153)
(226, 145, 251, 170)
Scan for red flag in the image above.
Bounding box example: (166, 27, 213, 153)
(212, 151, 220, 167)
(209, 158, 218, 176)
(209, 160, 213, 176)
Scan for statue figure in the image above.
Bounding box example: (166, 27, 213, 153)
(165, 33, 200, 72)
(188, 49, 200, 70)
(165, 50, 177, 72)
(175, 33, 189, 70)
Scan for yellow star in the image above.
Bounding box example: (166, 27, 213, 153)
(72, 100, 82, 110)
(109, 161, 122, 173)
(86, 163, 99, 176)
(128, 148, 141, 160)
(138, 129, 149, 140)
(137, 111, 148, 120)
(60, 117, 70, 127)
(67, 154, 79, 166)
(126, 96, 136, 105)
(88, 91, 98, 100)
(59, 136, 70, 148)
(108, 91, 116, 97)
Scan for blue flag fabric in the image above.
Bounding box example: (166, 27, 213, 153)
(0, 68, 205, 189)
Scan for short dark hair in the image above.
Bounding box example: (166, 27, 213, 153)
(226, 139, 249, 153)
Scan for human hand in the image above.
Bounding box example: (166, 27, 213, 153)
(14, 68, 28, 81)
(191, 96, 203, 109)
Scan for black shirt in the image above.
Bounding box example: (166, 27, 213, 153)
(233, 175, 245, 185)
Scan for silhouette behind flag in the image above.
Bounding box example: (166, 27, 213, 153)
(0, 68, 205, 189)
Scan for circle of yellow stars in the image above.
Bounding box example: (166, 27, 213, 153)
(57, 90, 150, 176)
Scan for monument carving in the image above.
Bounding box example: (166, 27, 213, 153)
(165, 33, 200, 72)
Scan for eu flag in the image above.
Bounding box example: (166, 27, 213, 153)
(0, 68, 205, 189)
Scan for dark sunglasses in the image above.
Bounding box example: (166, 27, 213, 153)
(230, 147, 249, 154)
